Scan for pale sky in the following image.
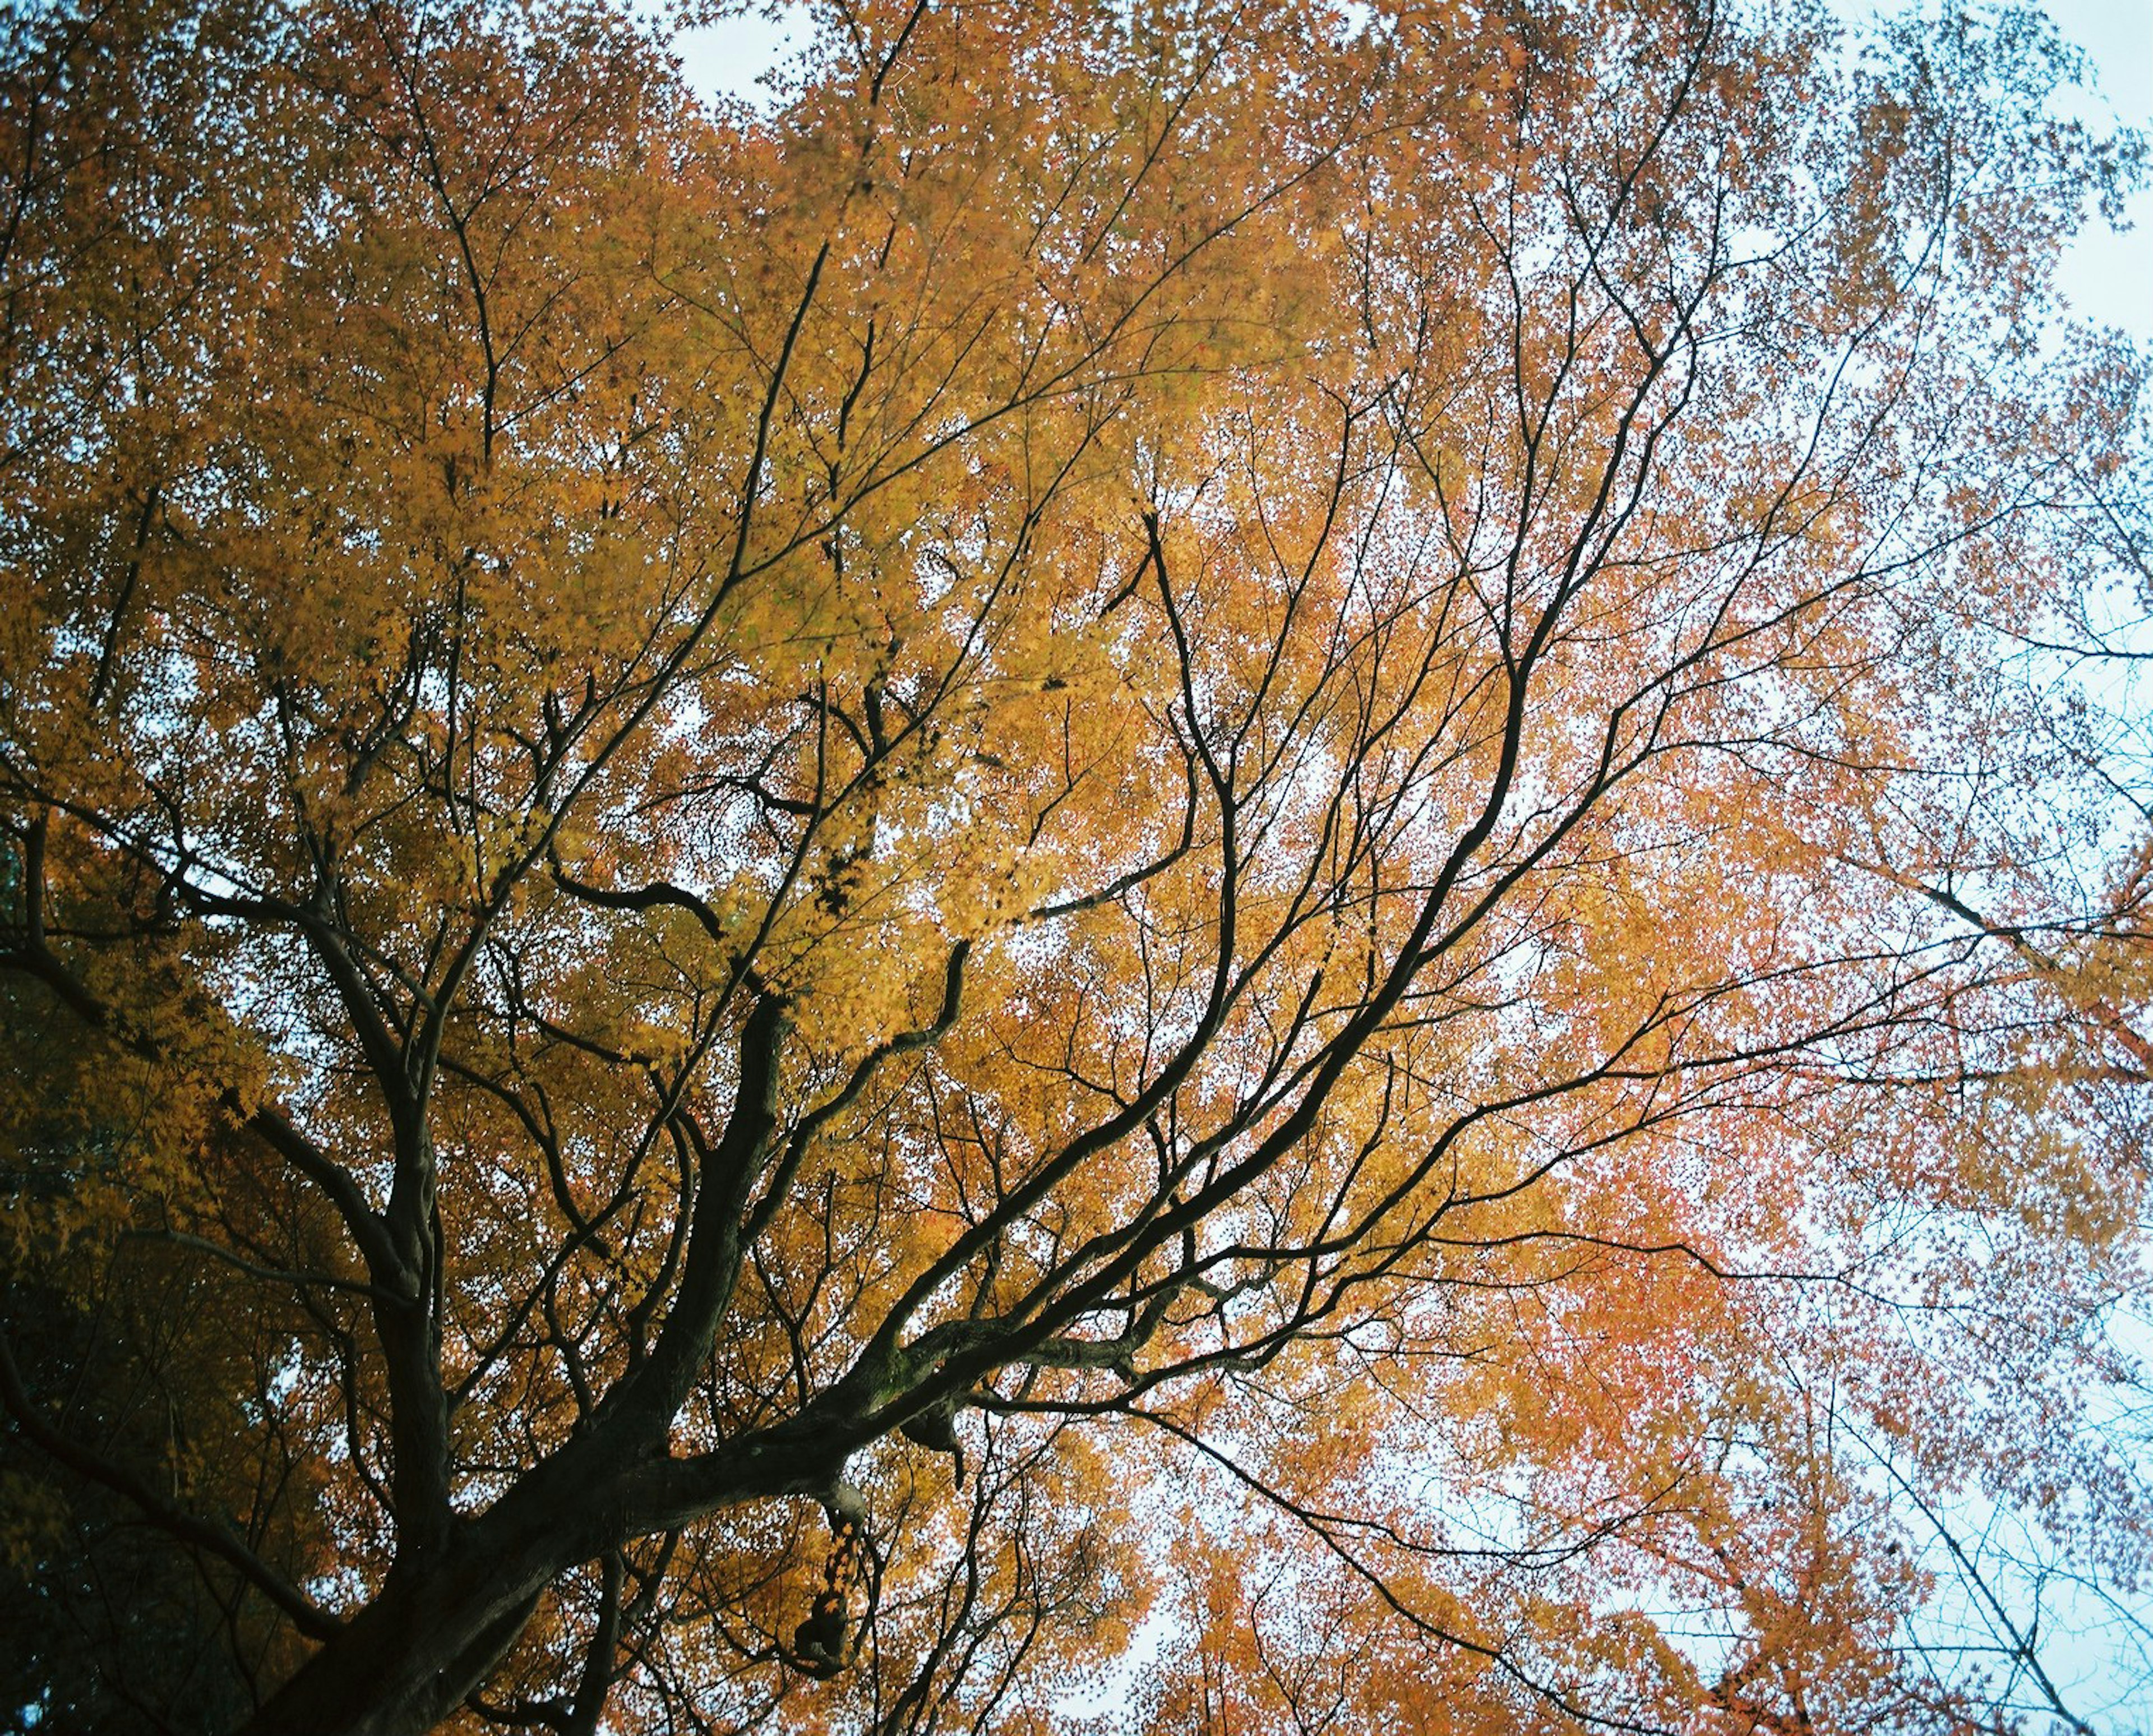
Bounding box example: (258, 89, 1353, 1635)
(2031, 0, 2150, 335)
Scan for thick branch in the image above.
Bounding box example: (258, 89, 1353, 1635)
(0, 1327, 340, 1642)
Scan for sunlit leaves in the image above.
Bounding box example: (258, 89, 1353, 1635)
(2, 0, 2149, 1730)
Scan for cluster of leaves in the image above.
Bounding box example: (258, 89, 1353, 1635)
(2, 0, 2150, 1732)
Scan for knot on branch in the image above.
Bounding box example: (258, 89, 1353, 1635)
(897, 1396, 967, 1489)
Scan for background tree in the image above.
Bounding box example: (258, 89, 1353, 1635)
(2, 0, 2149, 1732)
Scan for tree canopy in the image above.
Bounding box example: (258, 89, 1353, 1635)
(3, 1, 2151, 1732)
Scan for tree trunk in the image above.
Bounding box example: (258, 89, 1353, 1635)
(239, 1539, 551, 1736)
(237, 1413, 850, 1735)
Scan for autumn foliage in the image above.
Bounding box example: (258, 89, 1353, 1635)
(3, 0, 2150, 1731)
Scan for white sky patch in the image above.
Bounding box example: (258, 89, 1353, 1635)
(674, 6, 806, 109)
(2043, 0, 2153, 336)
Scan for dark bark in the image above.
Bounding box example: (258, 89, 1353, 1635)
(238, 1407, 864, 1735)
(240, 1540, 547, 1736)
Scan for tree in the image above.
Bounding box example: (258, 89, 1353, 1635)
(2, 0, 2149, 1730)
